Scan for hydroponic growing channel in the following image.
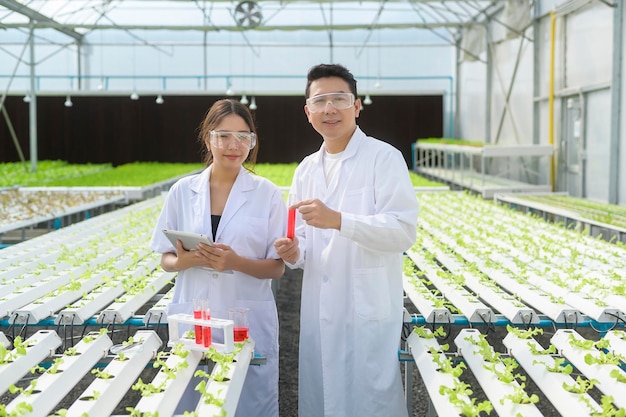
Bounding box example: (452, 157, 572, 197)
(1, 180, 625, 415)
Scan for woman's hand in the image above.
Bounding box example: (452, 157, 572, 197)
(160, 239, 209, 272)
(196, 242, 239, 272)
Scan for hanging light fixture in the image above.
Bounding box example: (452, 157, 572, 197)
(23, 94, 31, 103)
(64, 95, 73, 107)
(363, 95, 372, 105)
(225, 77, 234, 96)
(249, 96, 257, 110)
(155, 51, 164, 105)
(240, 95, 249, 105)
(130, 91, 139, 100)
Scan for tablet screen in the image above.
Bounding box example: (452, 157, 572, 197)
(161, 229, 233, 274)
(162, 229, 214, 251)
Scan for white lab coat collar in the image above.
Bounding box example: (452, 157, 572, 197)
(188, 165, 256, 242)
(312, 126, 365, 165)
(308, 126, 365, 193)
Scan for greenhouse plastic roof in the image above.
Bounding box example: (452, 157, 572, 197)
(0, 0, 503, 41)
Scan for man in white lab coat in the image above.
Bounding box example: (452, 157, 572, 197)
(275, 63, 418, 417)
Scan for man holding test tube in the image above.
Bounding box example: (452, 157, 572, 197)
(274, 63, 419, 417)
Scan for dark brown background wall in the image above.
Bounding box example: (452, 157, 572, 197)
(1, 95, 443, 167)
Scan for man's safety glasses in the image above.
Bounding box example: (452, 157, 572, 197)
(306, 92, 355, 113)
(209, 131, 256, 149)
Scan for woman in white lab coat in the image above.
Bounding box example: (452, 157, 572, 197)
(150, 99, 286, 417)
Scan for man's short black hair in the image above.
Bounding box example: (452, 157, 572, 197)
(305, 63, 358, 99)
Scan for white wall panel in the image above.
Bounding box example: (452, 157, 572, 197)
(489, 38, 534, 146)
(457, 61, 487, 141)
(584, 90, 611, 202)
(563, 3, 613, 89)
(620, 1, 626, 205)
(436, 0, 620, 202)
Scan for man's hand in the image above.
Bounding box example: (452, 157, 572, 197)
(293, 198, 341, 230)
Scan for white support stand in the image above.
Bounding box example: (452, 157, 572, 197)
(0, 260, 72, 298)
(407, 249, 495, 323)
(405, 330, 465, 416)
(167, 313, 236, 353)
(424, 221, 581, 323)
(489, 250, 621, 323)
(0, 331, 9, 348)
(5, 244, 153, 324)
(143, 285, 175, 325)
(196, 339, 255, 417)
(420, 235, 539, 324)
(402, 273, 451, 323)
(0, 330, 62, 396)
(4, 331, 112, 417)
(455, 329, 543, 417)
(502, 331, 601, 415)
(64, 330, 163, 417)
(133, 347, 204, 416)
(413, 143, 553, 198)
(494, 193, 626, 240)
(1, 265, 86, 322)
(56, 256, 160, 325)
(55, 283, 126, 325)
(97, 271, 174, 324)
(11, 267, 112, 324)
(605, 330, 626, 358)
(551, 329, 626, 409)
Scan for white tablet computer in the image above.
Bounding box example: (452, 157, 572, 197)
(162, 229, 233, 274)
(162, 229, 214, 251)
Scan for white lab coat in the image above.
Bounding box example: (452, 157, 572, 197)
(289, 127, 418, 417)
(150, 166, 286, 417)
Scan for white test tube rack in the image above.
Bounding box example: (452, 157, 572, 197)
(167, 313, 235, 353)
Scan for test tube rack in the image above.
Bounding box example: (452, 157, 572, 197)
(167, 313, 235, 353)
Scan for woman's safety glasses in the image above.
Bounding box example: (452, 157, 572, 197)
(209, 130, 256, 149)
(306, 92, 355, 113)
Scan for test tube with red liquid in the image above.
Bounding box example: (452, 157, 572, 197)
(202, 300, 212, 348)
(192, 299, 203, 345)
(287, 193, 296, 239)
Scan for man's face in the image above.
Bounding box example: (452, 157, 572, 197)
(304, 76, 361, 150)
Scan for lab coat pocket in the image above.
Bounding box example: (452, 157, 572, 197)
(167, 301, 192, 316)
(353, 267, 390, 320)
(342, 187, 373, 214)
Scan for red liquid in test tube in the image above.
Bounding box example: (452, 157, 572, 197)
(287, 208, 296, 239)
(203, 307, 212, 348)
(193, 309, 203, 344)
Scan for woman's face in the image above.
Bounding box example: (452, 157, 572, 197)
(206, 113, 253, 170)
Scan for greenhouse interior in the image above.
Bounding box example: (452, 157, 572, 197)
(1, 0, 626, 416)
